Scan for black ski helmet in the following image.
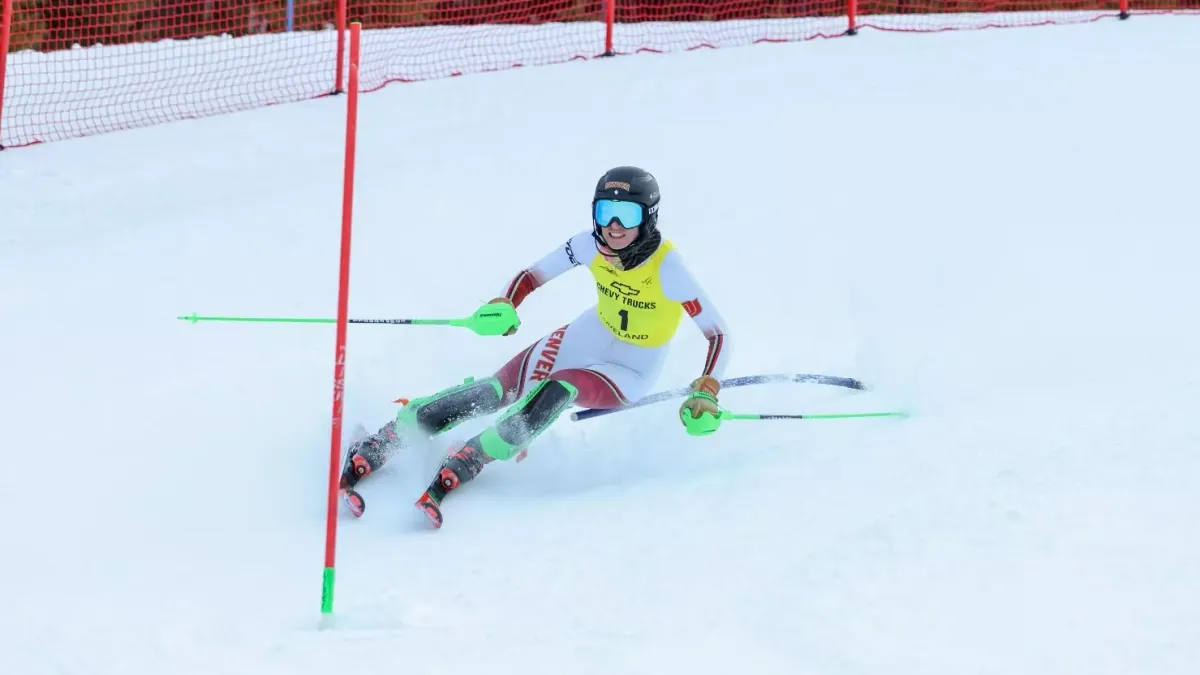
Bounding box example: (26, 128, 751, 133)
(591, 166, 662, 268)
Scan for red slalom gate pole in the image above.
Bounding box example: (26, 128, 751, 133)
(321, 20, 361, 624)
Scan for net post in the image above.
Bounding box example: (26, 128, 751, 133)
(601, 0, 616, 57)
(1119, 0, 1130, 19)
(0, 0, 13, 150)
(334, 0, 348, 94)
(322, 19, 362, 621)
(845, 0, 858, 36)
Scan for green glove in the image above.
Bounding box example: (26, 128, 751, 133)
(680, 390, 722, 436)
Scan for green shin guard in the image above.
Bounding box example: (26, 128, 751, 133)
(397, 376, 505, 436)
(476, 379, 578, 461)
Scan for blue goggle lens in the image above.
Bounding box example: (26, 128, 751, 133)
(594, 200, 644, 229)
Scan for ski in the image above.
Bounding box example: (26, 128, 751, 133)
(415, 490, 444, 528)
(415, 466, 458, 529)
(341, 485, 366, 518)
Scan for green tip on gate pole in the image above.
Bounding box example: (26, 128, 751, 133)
(320, 566, 335, 616)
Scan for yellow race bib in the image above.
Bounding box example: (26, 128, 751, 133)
(589, 240, 684, 347)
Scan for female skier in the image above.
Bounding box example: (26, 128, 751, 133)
(340, 166, 734, 527)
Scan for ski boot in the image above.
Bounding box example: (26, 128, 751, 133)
(416, 439, 494, 528)
(340, 376, 506, 517)
(415, 378, 577, 528)
(338, 419, 402, 517)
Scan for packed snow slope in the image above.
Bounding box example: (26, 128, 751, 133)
(2, 16, 1199, 675)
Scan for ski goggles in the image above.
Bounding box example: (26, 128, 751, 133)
(593, 199, 645, 229)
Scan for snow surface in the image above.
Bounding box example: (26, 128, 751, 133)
(3, 16, 1200, 675)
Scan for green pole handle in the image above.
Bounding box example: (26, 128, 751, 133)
(447, 303, 520, 336)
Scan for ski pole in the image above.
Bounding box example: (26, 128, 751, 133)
(177, 302, 520, 337)
(571, 373, 867, 422)
(682, 407, 908, 436)
(721, 410, 907, 421)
